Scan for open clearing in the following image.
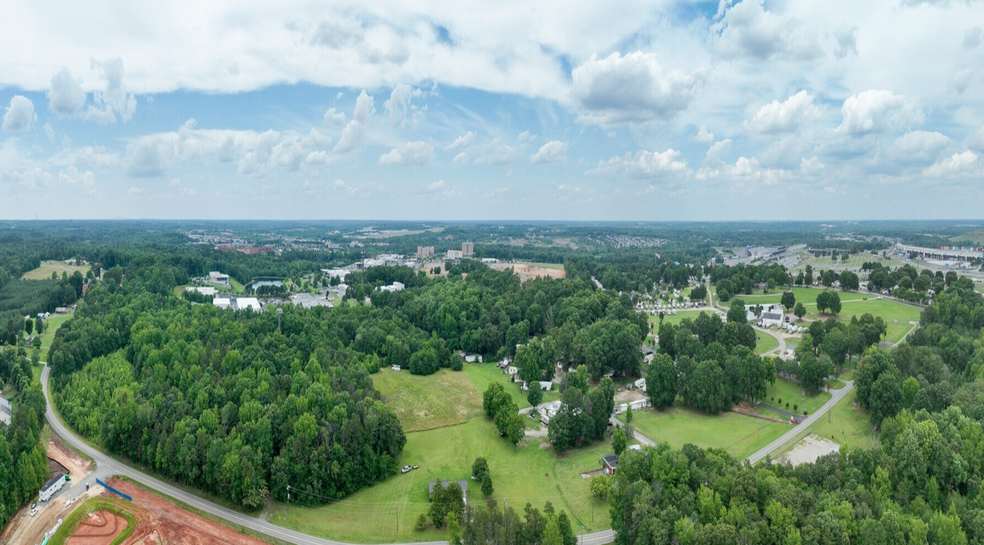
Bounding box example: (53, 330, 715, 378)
(718, 287, 867, 308)
(806, 298, 921, 344)
(463, 363, 559, 410)
(269, 417, 611, 543)
(779, 434, 841, 466)
(489, 262, 566, 283)
(764, 378, 831, 416)
(372, 368, 483, 432)
(805, 389, 876, 451)
(22, 260, 91, 280)
(618, 406, 791, 460)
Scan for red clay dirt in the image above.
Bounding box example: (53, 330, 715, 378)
(99, 478, 270, 545)
(66, 510, 128, 545)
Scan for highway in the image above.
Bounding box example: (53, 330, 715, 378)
(40, 365, 615, 545)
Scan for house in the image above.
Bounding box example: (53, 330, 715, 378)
(505, 366, 519, 376)
(55, 307, 69, 314)
(521, 381, 553, 391)
(208, 271, 230, 286)
(0, 394, 11, 426)
(601, 454, 619, 475)
(537, 400, 563, 424)
(447, 249, 464, 260)
(39, 473, 67, 502)
(759, 311, 784, 328)
(428, 480, 469, 503)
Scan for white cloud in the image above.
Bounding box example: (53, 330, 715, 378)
(951, 68, 973, 94)
(745, 91, 819, 134)
(445, 131, 475, 152)
(452, 152, 469, 165)
(383, 83, 422, 126)
(58, 165, 96, 195)
(427, 180, 445, 191)
(704, 139, 732, 164)
(323, 107, 346, 126)
(713, 0, 821, 60)
(758, 136, 812, 170)
(48, 67, 86, 117)
(833, 25, 858, 59)
(588, 148, 688, 177)
(801, 156, 825, 174)
(969, 126, 984, 151)
(889, 131, 950, 163)
(838, 90, 923, 136)
(43, 123, 54, 141)
(334, 90, 374, 155)
(473, 139, 517, 166)
(572, 51, 703, 127)
(128, 186, 146, 195)
(378, 141, 434, 166)
(84, 57, 137, 123)
(964, 26, 982, 49)
(694, 125, 715, 144)
(530, 141, 569, 165)
(2, 96, 35, 131)
(924, 150, 978, 177)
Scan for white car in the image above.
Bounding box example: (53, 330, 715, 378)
(401, 465, 411, 474)
(30, 503, 37, 517)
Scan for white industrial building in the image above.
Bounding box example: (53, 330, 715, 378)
(378, 281, 405, 293)
(213, 296, 262, 312)
(0, 394, 11, 426)
(186, 286, 217, 296)
(208, 271, 230, 286)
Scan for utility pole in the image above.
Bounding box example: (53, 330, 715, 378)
(396, 501, 399, 534)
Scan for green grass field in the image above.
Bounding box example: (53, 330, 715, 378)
(792, 251, 902, 271)
(21, 260, 91, 280)
(48, 497, 138, 545)
(530, 262, 565, 271)
(463, 364, 558, 410)
(618, 407, 791, 460)
(754, 333, 779, 355)
(719, 287, 868, 308)
(268, 417, 610, 543)
(806, 298, 921, 344)
(372, 368, 483, 432)
(798, 389, 875, 452)
(764, 378, 831, 415)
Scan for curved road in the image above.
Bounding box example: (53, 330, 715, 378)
(41, 365, 615, 545)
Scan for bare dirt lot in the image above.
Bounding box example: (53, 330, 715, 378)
(67, 510, 129, 545)
(100, 478, 270, 545)
(50, 433, 94, 483)
(779, 434, 841, 466)
(490, 262, 566, 283)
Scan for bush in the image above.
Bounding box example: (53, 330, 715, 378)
(785, 402, 790, 409)
(415, 514, 428, 531)
(793, 404, 798, 411)
(803, 410, 808, 416)
(777, 398, 782, 405)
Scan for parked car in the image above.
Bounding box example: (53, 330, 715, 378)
(401, 465, 411, 474)
(30, 503, 37, 517)
(412, 465, 419, 470)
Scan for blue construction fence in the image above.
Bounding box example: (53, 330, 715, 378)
(96, 478, 132, 502)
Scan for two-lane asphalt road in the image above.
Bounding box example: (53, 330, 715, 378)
(41, 365, 615, 545)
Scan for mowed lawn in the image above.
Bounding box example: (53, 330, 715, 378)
(619, 407, 792, 460)
(21, 260, 90, 280)
(372, 368, 483, 432)
(463, 363, 558, 410)
(806, 298, 921, 344)
(764, 378, 831, 415)
(268, 417, 611, 543)
(718, 287, 868, 308)
(754, 333, 780, 355)
(800, 389, 876, 452)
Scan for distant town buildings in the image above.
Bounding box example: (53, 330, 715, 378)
(378, 281, 405, 293)
(213, 296, 262, 311)
(416, 246, 435, 259)
(447, 249, 463, 260)
(321, 269, 349, 281)
(462, 242, 474, 257)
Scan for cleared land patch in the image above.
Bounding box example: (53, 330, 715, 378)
(806, 298, 921, 344)
(372, 368, 483, 432)
(618, 407, 791, 460)
(269, 417, 610, 543)
(21, 260, 91, 280)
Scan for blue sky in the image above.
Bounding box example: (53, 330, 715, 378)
(1, 0, 983, 220)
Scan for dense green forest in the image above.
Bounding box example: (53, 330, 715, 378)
(0, 350, 49, 532)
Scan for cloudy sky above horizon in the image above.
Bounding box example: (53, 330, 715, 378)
(2, 0, 983, 221)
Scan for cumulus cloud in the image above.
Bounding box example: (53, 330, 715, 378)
(757, 136, 812, 170)
(334, 90, 374, 155)
(924, 151, 978, 177)
(889, 131, 950, 163)
(969, 126, 984, 151)
(951, 68, 973, 94)
(383, 83, 423, 126)
(694, 125, 715, 143)
(745, 91, 819, 134)
(838, 90, 923, 136)
(588, 148, 688, 177)
(964, 26, 982, 49)
(473, 139, 517, 166)
(48, 67, 86, 117)
(713, 0, 821, 60)
(427, 180, 445, 191)
(378, 141, 434, 166)
(572, 51, 703, 127)
(323, 107, 346, 125)
(445, 131, 475, 152)
(58, 165, 96, 195)
(85, 57, 137, 123)
(452, 152, 469, 165)
(530, 141, 569, 165)
(2, 96, 35, 131)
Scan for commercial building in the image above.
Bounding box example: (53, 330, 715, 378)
(213, 296, 262, 312)
(447, 249, 463, 260)
(462, 242, 474, 257)
(208, 271, 230, 286)
(416, 246, 435, 259)
(378, 281, 405, 293)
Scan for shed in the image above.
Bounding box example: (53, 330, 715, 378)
(601, 455, 619, 475)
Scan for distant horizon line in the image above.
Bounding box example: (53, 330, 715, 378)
(1, 218, 983, 224)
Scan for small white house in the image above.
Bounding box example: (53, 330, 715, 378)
(0, 394, 11, 426)
(391, 365, 401, 372)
